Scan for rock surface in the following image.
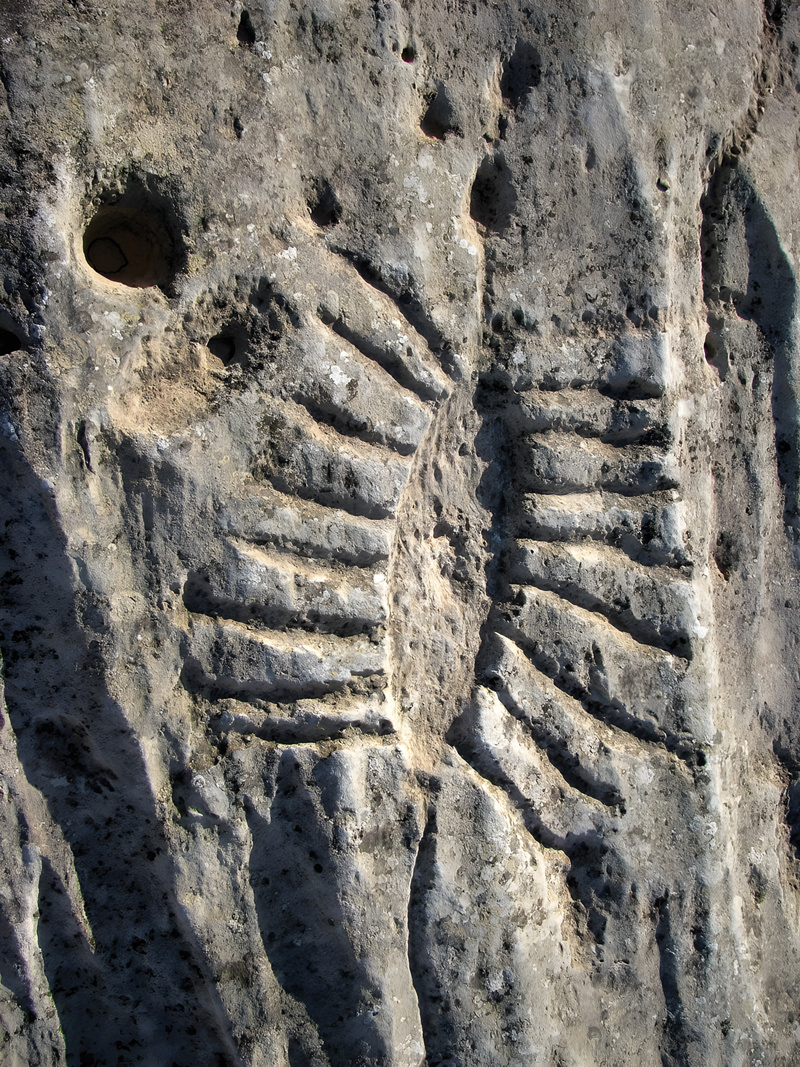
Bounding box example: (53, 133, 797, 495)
(1, 0, 800, 1064)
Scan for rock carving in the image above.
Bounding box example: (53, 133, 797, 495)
(1, 2, 800, 1065)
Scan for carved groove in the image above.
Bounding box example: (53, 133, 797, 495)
(455, 352, 702, 894)
(179, 250, 444, 713)
(329, 244, 451, 360)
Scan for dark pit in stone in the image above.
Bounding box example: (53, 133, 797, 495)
(84, 203, 176, 289)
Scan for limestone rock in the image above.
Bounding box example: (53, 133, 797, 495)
(1, 1, 800, 1064)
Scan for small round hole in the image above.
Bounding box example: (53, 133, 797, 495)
(208, 334, 237, 365)
(401, 45, 416, 63)
(83, 204, 175, 289)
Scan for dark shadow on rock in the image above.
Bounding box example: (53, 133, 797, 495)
(36, 856, 103, 1054)
(469, 153, 517, 232)
(246, 750, 387, 1067)
(0, 426, 242, 1067)
(406, 804, 454, 1067)
(500, 38, 541, 109)
(741, 190, 799, 532)
(420, 83, 461, 140)
(472, 372, 515, 606)
(653, 891, 703, 1067)
(701, 158, 799, 535)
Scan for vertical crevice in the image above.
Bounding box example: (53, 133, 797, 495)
(654, 892, 697, 1067)
(406, 804, 448, 1066)
(245, 754, 386, 1067)
(36, 857, 102, 1067)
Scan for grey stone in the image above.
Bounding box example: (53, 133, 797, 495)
(1, 1, 800, 1065)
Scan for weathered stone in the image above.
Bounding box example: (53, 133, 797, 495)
(1, 1, 800, 1064)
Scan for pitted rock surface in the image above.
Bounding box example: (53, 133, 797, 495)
(2, 2, 800, 1065)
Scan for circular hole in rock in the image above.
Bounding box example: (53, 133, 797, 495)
(208, 333, 237, 365)
(401, 45, 416, 62)
(207, 320, 249, 367)
(83, 204, 175, 289)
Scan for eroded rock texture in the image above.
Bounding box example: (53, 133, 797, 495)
(1, 0, 800, 1064)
